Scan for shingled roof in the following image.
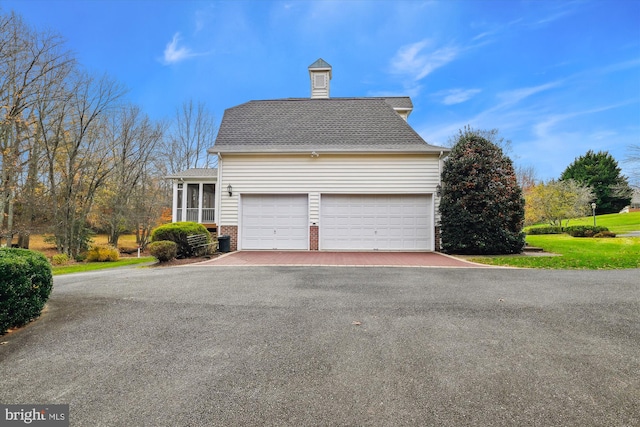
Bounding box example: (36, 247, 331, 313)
(165, 168, 218, 179)
(212, 97, 446, 154)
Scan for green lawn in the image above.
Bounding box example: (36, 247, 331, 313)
(527, 211, 640, 233)
(472, 212, 640, 269)
(52, 257, 156, 275)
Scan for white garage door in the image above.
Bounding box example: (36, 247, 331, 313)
(320, 194, 432, 250)
(241, 194, 308, 250)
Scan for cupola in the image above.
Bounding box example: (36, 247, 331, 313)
(308, 58, 332, 99)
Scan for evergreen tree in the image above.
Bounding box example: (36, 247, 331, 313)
(560, 150, 632, 214)
(439, 128, 525, 254)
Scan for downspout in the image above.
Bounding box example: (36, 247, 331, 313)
(436, 150, 445, 252)
(216, 153, 222, 226)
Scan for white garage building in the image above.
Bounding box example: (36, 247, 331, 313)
(209, 59, 448, 252)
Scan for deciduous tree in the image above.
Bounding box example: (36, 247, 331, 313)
(164, 99, 216, 173)
(92, 105, 164, 247)
(524, 179, 594, 227)
(0, 12, 73, 246)
(39, 71, 125, 256)
(625, 144, 639, 186)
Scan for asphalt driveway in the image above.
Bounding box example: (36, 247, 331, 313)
(1, 266, 638, 426)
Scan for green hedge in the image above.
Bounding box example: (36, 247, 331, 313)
(150, 222, 211, 258)
(527, 226, 563, 235)
(0, 248, 53, 334)
(564, 225, 609, 237)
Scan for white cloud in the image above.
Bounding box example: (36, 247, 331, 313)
(435, 88, 482, 105)
(496, 81, 562, 106)
(594, 58, 640, 75)
(162, 33, 196, 65)
(529, 1, 580, 27)
(390, 39, 460, 81)
(533, 10, 572, 26)
(471, 31, 492, 42)
(533, 102, 633, 138)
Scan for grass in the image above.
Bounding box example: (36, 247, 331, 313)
(472, 212, 640, 269)
(527, 211, 640, 233)
(472, 235, 640, 269)
(52, 257, 156, 275)
(14, 234, 157, 275)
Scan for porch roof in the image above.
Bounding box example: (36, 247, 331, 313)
(165, 168, 218, 180)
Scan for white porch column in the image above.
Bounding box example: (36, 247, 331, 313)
(198, 183, 204, 223)
(172, 181, 178, 223)
(181, 184, 187, 223)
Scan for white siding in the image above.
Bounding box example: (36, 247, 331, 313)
(219, 154, 441, 226)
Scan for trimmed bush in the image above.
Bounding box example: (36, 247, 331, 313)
(51, 253, 70, 265)
(527, 226, 563, 235)
(564, 225, 609, 237)
(0, 248, 53, 334)
(439, 128, 525, 254)
(86, 245, 120, 262)
(150, 222, 211, 258)
(148, 240, 177, 262)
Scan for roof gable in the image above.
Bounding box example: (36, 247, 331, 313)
(308, 58, 331, 69)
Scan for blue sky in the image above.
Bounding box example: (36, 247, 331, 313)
(3, 0, 639, 181)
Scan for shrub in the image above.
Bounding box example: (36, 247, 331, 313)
(0, 248, 53, 334)
(148, 240, 177, 262)
(527, 226, 563, 235)
(439, 127, 525, 254)
(86, 245, 120, 262)
(118, 246, 138, 255)
(150, 222, 211, 258)
(593, 231, 616, 238)
(564, 225, 609, 237)
(51, 253, 70, 265)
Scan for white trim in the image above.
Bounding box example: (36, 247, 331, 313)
(197, 183, 204, 223)
(172, 181, 178, 223)
(181, 184, 187, 223)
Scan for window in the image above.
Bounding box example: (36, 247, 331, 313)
(187, 184, 199, 208)
(202, 184, 215, 222)
(203, 184, 215, 209)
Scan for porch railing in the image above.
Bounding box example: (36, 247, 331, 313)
(175, 208, 215, 223)
(201, 208, 215, 222)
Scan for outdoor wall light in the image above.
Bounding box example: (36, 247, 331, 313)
(227, 184, 233, 197)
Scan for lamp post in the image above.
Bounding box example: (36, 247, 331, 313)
(591, 202, 596, 227)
